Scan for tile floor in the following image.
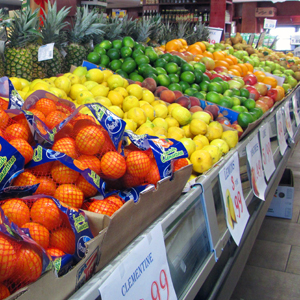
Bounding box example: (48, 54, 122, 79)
(230, 145, 300, 300)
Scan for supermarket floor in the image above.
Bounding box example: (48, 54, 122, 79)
(230, 143, 300, 300)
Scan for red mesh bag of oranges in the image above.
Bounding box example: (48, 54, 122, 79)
(0, 206, 52, 299)
(0, 195, 94, 278)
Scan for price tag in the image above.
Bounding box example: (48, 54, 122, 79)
(292, 95, 300, 127)
(208, 27, 223, 44)
(256, 32, 266, 48)
(99, 223, 177, 300)
(263, 18, 277, 30)
(284, 101, 294, 141)
(219, 152, 249, 246)
(248, 34, 255, 46)
(38, 43, 54, 62)
(246, 134, 267, 200)
(276, 109, 288, 155)
(259, 123, 275, 181)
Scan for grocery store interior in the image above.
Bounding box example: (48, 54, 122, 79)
(0, 0, 300, 300)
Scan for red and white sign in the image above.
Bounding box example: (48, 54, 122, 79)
(99, 223, 177, 300)
(284, 101, 294, 140)
(246, 134, 267, 200)
(276, 109, 288, 155)
(292, 95, 300, 127)
(259, 123, 275, 181)
(208, 27, 223, 44)
(219, 152, 249, 246)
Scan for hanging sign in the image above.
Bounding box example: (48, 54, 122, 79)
(276, 109, 288, 155)
(219, 152, 249, 246)
(292, 94, 300, 127)
(284, 101, 294, 141)
(208, 27, 223, 44)
(263, 18, 277, 30)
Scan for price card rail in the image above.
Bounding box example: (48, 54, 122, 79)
(70, 85, 300, 300)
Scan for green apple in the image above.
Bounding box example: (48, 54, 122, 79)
(259, 61, 266, 67)
(223, 89, 234, 97)
(243, 56, 254, 66)
(228, 80, 243, 90)
(265, 61, 275, 71)
(282, 83, 292, 92)
(232, 96, 241, 106)
(233, 77, 245, 88)
(274, 63, 281, 70)
(225, 46, 234, 54)
(233, 51, 244, 60)
(280, 66, 286, 73)
(287, 75, 297, 88)
(284, 69, 295, 76)
(263, 66, 272, 73)
(272, 70, 282, 75)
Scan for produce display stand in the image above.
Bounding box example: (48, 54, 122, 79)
(69, 85, 300, 300)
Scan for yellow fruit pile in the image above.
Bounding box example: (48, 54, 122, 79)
(10, 67, 239, 176)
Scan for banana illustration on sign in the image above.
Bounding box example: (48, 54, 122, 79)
(226, 189, 236, 228)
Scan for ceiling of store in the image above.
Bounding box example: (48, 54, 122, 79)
(0, 0, 21, 5)
(107, 0, 142, 8)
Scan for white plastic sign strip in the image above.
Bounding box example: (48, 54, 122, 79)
(219, 152, 249, 246)
(264, 18, 277, 30)
(38, 43, 54, 62)
(284, 101, 294, 141)
(246, 133, 267, 200)
(259, 123, 276, 181)
(276, 109, 288, 155)
(292, 94, 300, 127)
(99, 223, 177, 300)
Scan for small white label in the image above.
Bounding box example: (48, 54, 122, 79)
(276, 109, 288, 155)
(292, 95, 300, 127)
(38, 43, 55, 62)
(264, 18, 277, 30)
(284, 101, 294, 141)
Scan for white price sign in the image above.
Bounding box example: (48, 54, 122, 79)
(276, 109, 288, 155)
(38, 43, 54, 62)
(284, 101, 294, 141)
(208, 27, 223, 44)
(259, 123, 275, 181)
(99, 223, 177, 300)
(246, 134, 267, 200)
(264, 18, 277, 30)
(292, 95, 300, 127)
(219, 152, 249, 246)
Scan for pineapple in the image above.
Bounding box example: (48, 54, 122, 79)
(135, 19, 154, 43)
(120, 15, 137, 38)
(63, 6, 104, 72)
(41, 1, 70, 77)
(5, 7, 42, 81)
(28, 43, 46, 80)
(0, 9, 6, 77)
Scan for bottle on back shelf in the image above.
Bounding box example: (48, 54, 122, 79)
(198, 10, 203, 23)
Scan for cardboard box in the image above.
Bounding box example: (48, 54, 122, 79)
(266, 169, 294, 219)
(7, 212, 109, 300)
(95, 164, 192, 272)
(255, 7, 277, 18)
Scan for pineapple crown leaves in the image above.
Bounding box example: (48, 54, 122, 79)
(120, 15, 137, 38)
(7, 7, 43, 48)
(68, 6, 104, 45)
(41, 1, 71, 45)
(186, 22, 209, 45)
(135, 18, 154, 43)
(158, 21, 177, 44)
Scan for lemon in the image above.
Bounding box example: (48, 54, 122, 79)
(154, 104, 168, 119)
(221, 131, 238, 149)
(153, 126, 167, 136)
(114, 87, 128, 98)
(206, 124, 223, 141)
(123, 112, 128, 119)
(107, 90, 124, 107)
(102, 70, 114, 82)
(142, 89, 155, 103)
(55, 76, 72, 95)
(171, 106, 192, 126)
(127, 107, 147, 127)
(126, 84, 143, 100)
(49, 87, 67, 99)
(165, 117, 179, 128)
(69, 84, 88, 100)
(141, 104, 155, 121)
(194, 139, 204, 151)
(101, 82, 108, 87)
(109, 106, 124, 119)
(190, 150, 213, 174)
(66, 74, 81, 85)
(210, 139, 229, 155)
(190, 119, 208, 136)
(193, 135, 209, 146)
(182, 124, 193, 138)
(22, 86, 30, 93)
(151, 100, 167, 107)
(168, 103, 181, 115)
(153, 117, 168, 131)
(63, 73, 72, 77)
(139, 100, 149, 107)
(107, 75, 124, 90)
(19, 78, 30, 89)
(86, 69, 104, 83)
(202, 145, 222, 164)
(83, 81, 98, 90)
(123, 118, 137, 132)
(72, 66, 88, 77)
(43, 79, 55, 87)
(32, 81, 50, 91)
(80, 75, 86, 84)
(90, 85, 109, 97)
(123, 95, 139, 112)
(24, 90, 35, 100)
(95, 96, 112, 108)
(18, 90, 26, 100)
(82, 97, 96, 104)
(123, 79, 129, 88)
(50, 77, 57, 82)
(168, 127, 185, 140)
(180, 138, 196, 158)
(76, 90, 94, 105)
(29, 79, 44, 90)
(10, 77, 22, 90)
(136, 126, 155, 136)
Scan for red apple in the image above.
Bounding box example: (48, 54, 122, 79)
(204, 70, 212, 79)
(255, 100, 269, 113)
(211, 74, 225, 81)
(243, 74, 258, 85)
(254, 82, 268, 96)
(220, 74, 231, 81)
(245, 86, 260, 100)
(200, 57, 215, 70)
(258, 96, 274, 109)
(214, 66, 228, 73)
(267, 88, 284, 102)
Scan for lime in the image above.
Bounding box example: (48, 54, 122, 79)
(208, 82, 223, 93)
(94, 45, 106, 55)
(142, 67, 158, 78)
(169, 74, 180, 83)
(145, 46, 154, 55)
(168, 83, 182, 92)
(181, 63, 194, 72)
(122, 60, 137, 74)
(180, 71, 195, 84)
(170, 55, 184, 66)
(156, 67, 167, 75)
(184, 88, 198, 96)
(121, 47, 133, 58)
(202, 73, 210, 82)
(138, 63, 151, 74)
(165, 62, 179, 74)
(100, 55, 110, 67)
(194, 69, 203, 84)
(231, 88, 240, 96)
(112, 40, 122, 49)
(130, 73, 144, 82)
(116, 69, 129, 78)
(193, 62, 206, 72)
(219, 96, 233, 108)
(220, 81, 229, 91)
(211, 77, 223, 83)
(179, 81, 190, 91)
(134, 43, 145, 52)
(147, 73, 158, 84)
(194, 91, 206, 100)
(206, 91, 221, 104)
(232, 105, 246, 113)
(109, 59, 122, 71)
(147, 51, 159, 63)
(132, 49, 144, 59)
(129, 72, 139, 80)
(223, 90, 234, 97)
(87, 52, 100, 64)
(135, 55, 150, 66)
(157, 74, 171, 87)
(238, 96, 247, 105)
(240, 88, 250, 98)
(107, 48, 120, 60)
(200, 81, 210, 92)
(100, 40, 112, 50)
(124, 57, 134, 62)
(161, 53, 173, 62)
(122, 36, 135, 48)
(155, 58, 167, 68)
(249, 107, 263, 119)
(191, 83, 200, 91)
(244, 99, 256, 110)
(237, 112, 254, 128)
